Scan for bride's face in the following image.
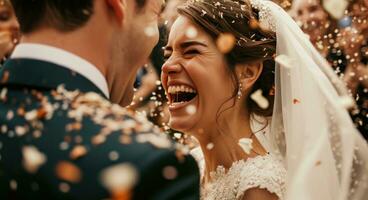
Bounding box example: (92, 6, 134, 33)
(161, 16, 236, 133)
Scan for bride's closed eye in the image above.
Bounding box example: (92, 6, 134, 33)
(183, 49, 200, 59)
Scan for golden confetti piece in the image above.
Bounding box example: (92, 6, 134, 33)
(66, 122, 82, 132)
(22, 146, 47, 174)
(249, 18, 259, 29)
(162, 166, 178, 180)
(37, 107, 47, 119)
(100, 163, 138, 193)
(1, 70, 9, 83)
(17, 107, 25, 117)
(70, 145, 87, 160)
(293, 99, 301, 104)
(238, 138, 253, 154)
(55, 161, 82, 183)
(216, 33, 236, 54)
(250, 89, 269, 109)
(92, 134, 106, 146)
(269, 86, 275, 96)
(175, 150, 186, 163)
(59, 182, 70, 193)
(120, 135, 132, 144)
(111, 190, 132, 200)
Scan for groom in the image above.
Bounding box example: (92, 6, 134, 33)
(0, 0, 200, 199)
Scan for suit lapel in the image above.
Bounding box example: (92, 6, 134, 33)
(0, 58, 107, 98)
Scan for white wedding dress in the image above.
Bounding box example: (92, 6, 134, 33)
(191, 118, 287, 200)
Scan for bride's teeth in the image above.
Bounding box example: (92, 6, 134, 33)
(167, 85, 197, 94)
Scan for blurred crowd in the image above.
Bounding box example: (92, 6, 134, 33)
(1, 0, 367, 140)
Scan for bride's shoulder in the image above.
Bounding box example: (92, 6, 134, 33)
(236, 154, 286, 199)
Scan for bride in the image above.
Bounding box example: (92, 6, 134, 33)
(161, 0, 368, 200)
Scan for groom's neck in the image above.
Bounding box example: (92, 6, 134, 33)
(20, 27, 110, 77)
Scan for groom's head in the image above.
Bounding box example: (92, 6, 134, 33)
(11, 0, 163, 106)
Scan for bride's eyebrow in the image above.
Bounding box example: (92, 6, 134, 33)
(164, 41, 207, 51)
(180, 41, 208, 49)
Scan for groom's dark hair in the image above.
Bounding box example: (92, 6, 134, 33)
(11, 0, 147, 34)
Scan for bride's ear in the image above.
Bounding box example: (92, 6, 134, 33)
(106, 0, 125, 24)
(235, 62, 263, 92)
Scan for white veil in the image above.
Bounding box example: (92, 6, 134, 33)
(250, 0, 368, 199)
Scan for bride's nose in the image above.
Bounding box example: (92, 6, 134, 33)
(162, 63, 183, 75)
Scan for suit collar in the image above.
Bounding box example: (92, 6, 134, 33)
(10, 43, 110, 98)
(0, 58, 108, 98)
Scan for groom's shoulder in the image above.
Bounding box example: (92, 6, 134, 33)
(0, 87, 200, 199)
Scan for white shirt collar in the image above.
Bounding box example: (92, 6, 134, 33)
(11, 43, 110, 98)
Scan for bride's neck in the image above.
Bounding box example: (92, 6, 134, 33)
(195, 109, 253, 181)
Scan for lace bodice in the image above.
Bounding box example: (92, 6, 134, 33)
(191, 148, 286, 200)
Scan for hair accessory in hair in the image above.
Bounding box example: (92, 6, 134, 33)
(249, 0, 276, 32)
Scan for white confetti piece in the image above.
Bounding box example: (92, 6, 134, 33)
(100, 163, 138, 192)
(185, 105, 197, 115)
(144, 26, 157, 37)
(250, 89, 269, 109)
(238, 138, 253, 154)
(275, 54, 294, 69)
(22, 146, 47, 173)
(338, 96, 355, 110)
(185, 27, 198, 38)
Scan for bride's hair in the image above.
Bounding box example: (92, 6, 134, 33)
(178, 0, 276, 117)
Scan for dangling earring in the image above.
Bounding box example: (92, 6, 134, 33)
(237, 82, 243, 99)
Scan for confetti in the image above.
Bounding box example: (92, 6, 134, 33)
(162, 166, 178, 180)
(22, 146, 47, 174)
(185, 27, 198, 38)
(216, 33, 236, 54)
(59, 182, 70, 193)
(322, 0, 348, 19)
(338, 96, 355, 110)
(249, 18, 260, 29)
(109, 151, 120, 161)
(70, 145, 88, 160)
(250, 89, 269, 109)
(185, 105, 197, 115)
(275, 55, 294, 69)
(136, 133, 171, 149)
(100, 163, 138, 193)
(293, 98, 301, 104)
(15, 126, 27, 136)
(0, 87, 7, 101)
(206, 143, 214, 150)
(55, 161, 82, 183)
(238, 138, 253, 154)
(25, 110, 38, 121)
(144, 26, 157, 37)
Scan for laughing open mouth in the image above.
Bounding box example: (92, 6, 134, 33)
(167, 85, 197, 104)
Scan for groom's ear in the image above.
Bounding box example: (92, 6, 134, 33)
(235, 62, 263, 91)
(106, 0, 125, 24)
